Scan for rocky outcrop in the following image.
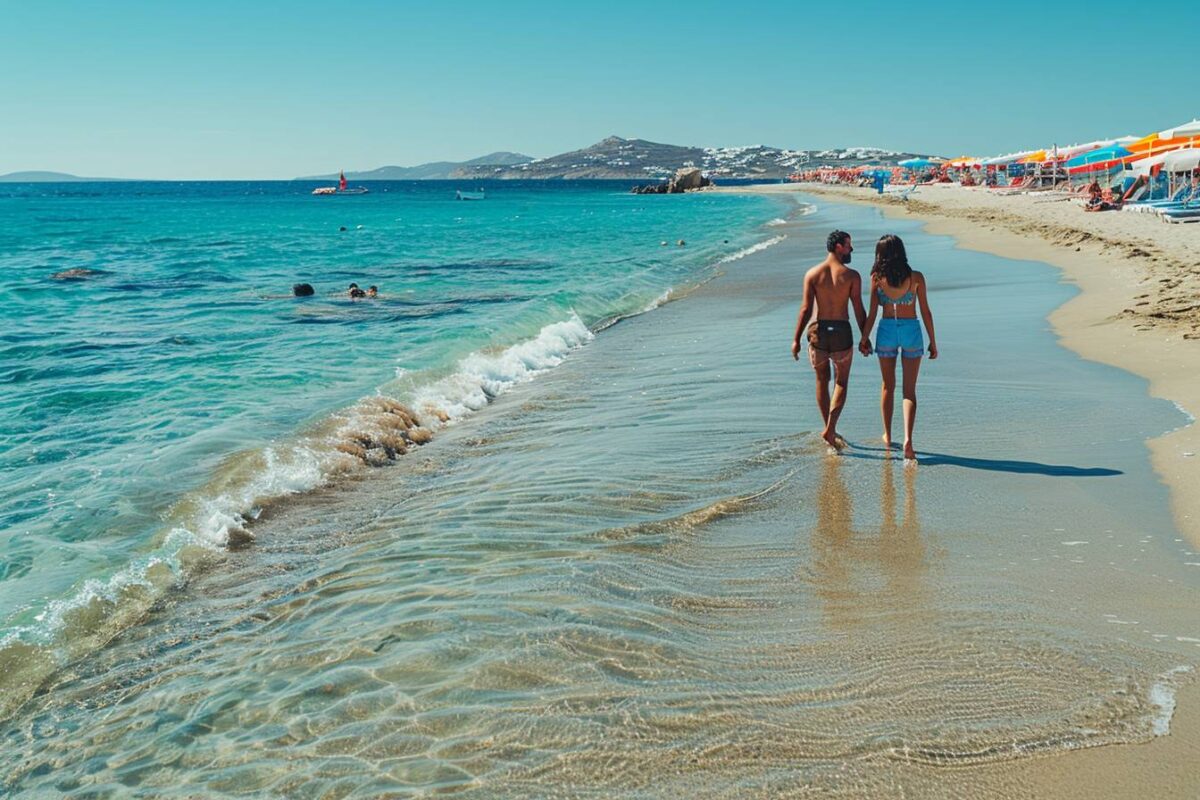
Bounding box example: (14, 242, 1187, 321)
(671, 167, 707, 191)
(631, 167, 713, 195)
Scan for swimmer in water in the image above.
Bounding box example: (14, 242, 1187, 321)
(367, 285, 378, 298)
(348, 282, 366, 299)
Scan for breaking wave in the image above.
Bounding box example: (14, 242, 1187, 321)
(718, 234, 786, 263)
(0, 314, 594, 722)
(0, 226, 794, 722)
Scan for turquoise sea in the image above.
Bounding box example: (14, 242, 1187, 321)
(0, 180, 786, 712)
(2, 184, 1198, 797)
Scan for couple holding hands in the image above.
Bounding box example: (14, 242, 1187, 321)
(791, 231, 938, 459)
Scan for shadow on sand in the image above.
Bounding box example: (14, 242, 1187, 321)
(849, 445, 1121, 477)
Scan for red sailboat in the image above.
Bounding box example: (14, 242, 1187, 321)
(312, 170, 369, 195)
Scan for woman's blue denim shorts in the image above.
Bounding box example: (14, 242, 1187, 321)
(875, 318, 924, 359)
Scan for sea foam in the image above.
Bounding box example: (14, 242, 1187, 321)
(1150, 665, 1193, 736)
(718, 234, 786, 264)
(0, 314, 597, 722)
(412, 314, 593, 422)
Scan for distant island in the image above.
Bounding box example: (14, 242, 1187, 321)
(0, 170, 129, 182)
(448, 136, 928, 180)
(298, 152, 534, 181)
(299, 137, 932, 182)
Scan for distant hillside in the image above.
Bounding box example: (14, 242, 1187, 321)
(452, 136, 925, 180)
(0, 171, 127, 182)
(299, 152, 533, 181)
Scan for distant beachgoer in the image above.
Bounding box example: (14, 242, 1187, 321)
(792, 230, 869, 450)
(348, 282, 366, 299)
(1084, 184, 1122, 212)
(367, 285, 378, 298)
(293, 283, 315, 297)
(859, 235, 938, 459)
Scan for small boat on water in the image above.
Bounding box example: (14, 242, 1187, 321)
(456, 189, 485, 201)
(312, 171, 369, 196)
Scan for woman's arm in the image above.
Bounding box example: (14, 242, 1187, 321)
(859, 276, 879, 355)
(915, 272, 938, 359)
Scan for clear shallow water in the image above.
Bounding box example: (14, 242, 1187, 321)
(0, 180, 785, 715)
(2, 192, 1199, 798)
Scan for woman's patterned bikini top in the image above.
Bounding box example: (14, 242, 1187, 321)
(876, 278, 915, 306)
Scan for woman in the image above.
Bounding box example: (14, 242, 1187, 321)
(859, 235, 938, 459)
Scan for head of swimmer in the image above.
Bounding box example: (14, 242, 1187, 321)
(367, 286, 378, 298)
(348, 282, 366, 299)
(827, 230, 852, 264)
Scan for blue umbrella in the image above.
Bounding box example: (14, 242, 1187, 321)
(1065, 145, 1132, 170)
(899, 158, 941, 169)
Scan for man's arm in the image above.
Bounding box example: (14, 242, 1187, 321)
(792, 270, 815, 361)
(850, 271, 868, 333)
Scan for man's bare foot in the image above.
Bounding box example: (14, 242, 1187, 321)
(882, 435, 893, 449)
(822, 430, 845, 451)
(903, 441, 916, 460)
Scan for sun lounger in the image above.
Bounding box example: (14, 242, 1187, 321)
(1124, 183, 1198, 214)
(1162, 207, 1200, 223)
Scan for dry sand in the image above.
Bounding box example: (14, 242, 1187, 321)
(717, 181, 1200, 798)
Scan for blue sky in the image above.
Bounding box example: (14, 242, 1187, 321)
(2, 0, 1196, 179)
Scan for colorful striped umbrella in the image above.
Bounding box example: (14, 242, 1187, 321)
(1065, 145, 1132, 175)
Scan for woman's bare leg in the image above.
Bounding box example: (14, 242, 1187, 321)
(878, 356, 897, 448)
(901, 356, 923, 459)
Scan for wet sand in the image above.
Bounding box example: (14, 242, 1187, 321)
(716, 183, 1200, 798)
(719, 182, 1200, 552)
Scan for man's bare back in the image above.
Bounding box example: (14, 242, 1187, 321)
(791, 231, 869, 449)
(804, 260, 860, 321)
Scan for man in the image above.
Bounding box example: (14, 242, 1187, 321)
(791, 230, 869, 449)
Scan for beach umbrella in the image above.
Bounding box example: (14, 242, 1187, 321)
(1065, 144, 1133, 175)
(1159, 119, 1200, 140)
(1132, 152, 1171, 172)
(982, 150, 1038, 167)
(898, 158, 943, 169)
(1126, 131, 1195, 159)
(1163, 148, 1200, 173)
(1054, 139, 1129, 161)
(1021, 150, 1048, 163)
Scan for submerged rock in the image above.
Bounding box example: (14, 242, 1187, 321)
(50, 268, 109, 281)
(225, 525, 255, 549)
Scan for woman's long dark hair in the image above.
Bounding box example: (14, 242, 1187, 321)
(871, 234, 912, 288)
